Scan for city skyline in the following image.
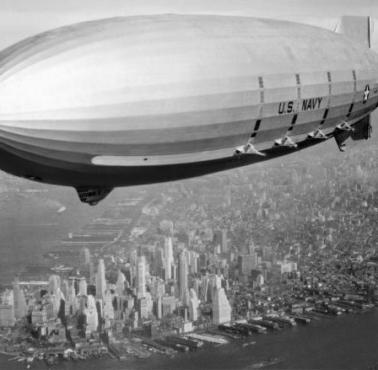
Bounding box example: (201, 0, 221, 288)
(0, 139, 376, 368)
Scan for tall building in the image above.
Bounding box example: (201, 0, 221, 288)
(80, 247, 91, 265)
(66, 278, 77, 315)
(89, 261, 95, 284)
(206, 274, 222, 303)
(31, 307, 47, 325)
(188, 251, 199, 274)
(262, 246, 273, 261)
(200, 275, 209, 303)
(192, 278, 200, 297)
(278, 261, 298, 274)
(115, 270, 126, 296)
(212, 287, 231, 325)
(199, 253, 207, 270)
(48, 274, 64, 316)
(0, 304, 15, 327)
(136, 256, 146, 299)
(156, 296, 162, 319)
(179, 250, 189, 304)
(78, 277, 87, 296)
(145, 292, 153, 315)
(103, 290, 115, 328)
(85, 295, 99, 333)
(154, 247, 165, 278)
(221, 229, 229, 253)
(130, 249, 138, 268)
(150, 277, 165, 299)
(0, 290, 15, 327)
(13, 279, 27, 320)
(188, 288, 199, 321)
(238, 253, 258, 276)
(96, 259, 106, 299)
(78, 295, 87, 312)
(172, 263, 177, 281)
(48, 275, 61, 296)
(61, 279, 69, 301)
(164, 237, 174, 280)
(162, 296, 177, 316)
(248, 243, 256, 256)
(138, 297, 149, 319)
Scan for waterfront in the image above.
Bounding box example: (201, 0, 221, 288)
(1, 308, 377, 370)
(0, 132, 377, 370)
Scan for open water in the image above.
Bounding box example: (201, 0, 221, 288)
(1, 309, 377, 370)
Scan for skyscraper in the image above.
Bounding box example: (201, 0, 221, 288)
(156, 296, 162, 319)
(96, 259, 106, 300)
(189, 288, 199, 321)
(13, 279, 27, 320)
(200, 275, 209, 303)
(80, 247, 91, 265)
(179, 250, 189, 304)
(130, 249, 138, 268)
(221, 229, 229, 253)
(238, 253, 258, 276)
(89, 261, 95, 285)
(164, 237, 174, 280)
(136, 256, 146, 299)
(212, 287, 232, 325)
(138, 297, 149, 319)
(78, 277, 87, 296)
(85, 295, 99, 333)
(115, 270, 126, 296)
(188, 250, 199, 274)
(160, 219, 174, 236)
(0, 290, 15, 327)
(66, 278, 77, 315)
(49, 274, 63, 316)
(103, 290, 115, 328)
(48, 275, 61, 296)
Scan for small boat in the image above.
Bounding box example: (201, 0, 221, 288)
(249, 357, 282, 369)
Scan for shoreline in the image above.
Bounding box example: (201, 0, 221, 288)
(0, 308, 377, 369)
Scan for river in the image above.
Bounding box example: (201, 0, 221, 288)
(1, 309, 377, 370)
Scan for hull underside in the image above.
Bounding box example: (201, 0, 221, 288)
(0, 108, 373, 189)
(0, 136, 324, 188)
(0, 94, 376, 188)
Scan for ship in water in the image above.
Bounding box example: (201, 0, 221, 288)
(247, 357, 283, 369)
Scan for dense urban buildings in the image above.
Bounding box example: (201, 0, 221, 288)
(0, 142, 377, 366)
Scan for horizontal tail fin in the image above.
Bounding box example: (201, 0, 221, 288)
(339, 16, 371, 48)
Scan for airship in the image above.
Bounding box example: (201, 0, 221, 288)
(0, 15, 377, 205)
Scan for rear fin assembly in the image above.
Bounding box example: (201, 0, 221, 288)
(333, 115, 372, 152)
(351, 115, 372, 140)
(338, 16, 371, 48)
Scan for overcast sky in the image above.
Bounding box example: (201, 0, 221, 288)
(0, 0, 377, 50)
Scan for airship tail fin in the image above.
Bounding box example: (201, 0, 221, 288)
(338, 16, 371, 48)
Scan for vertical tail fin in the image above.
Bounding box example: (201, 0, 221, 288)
(339, 16, 371, 48)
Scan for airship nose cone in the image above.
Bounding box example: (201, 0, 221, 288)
(0, 35, 129, 121)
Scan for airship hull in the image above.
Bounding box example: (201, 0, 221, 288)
(0, 15, 377, 201)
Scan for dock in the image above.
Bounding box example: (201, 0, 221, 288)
(186, 333, 229, 345)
